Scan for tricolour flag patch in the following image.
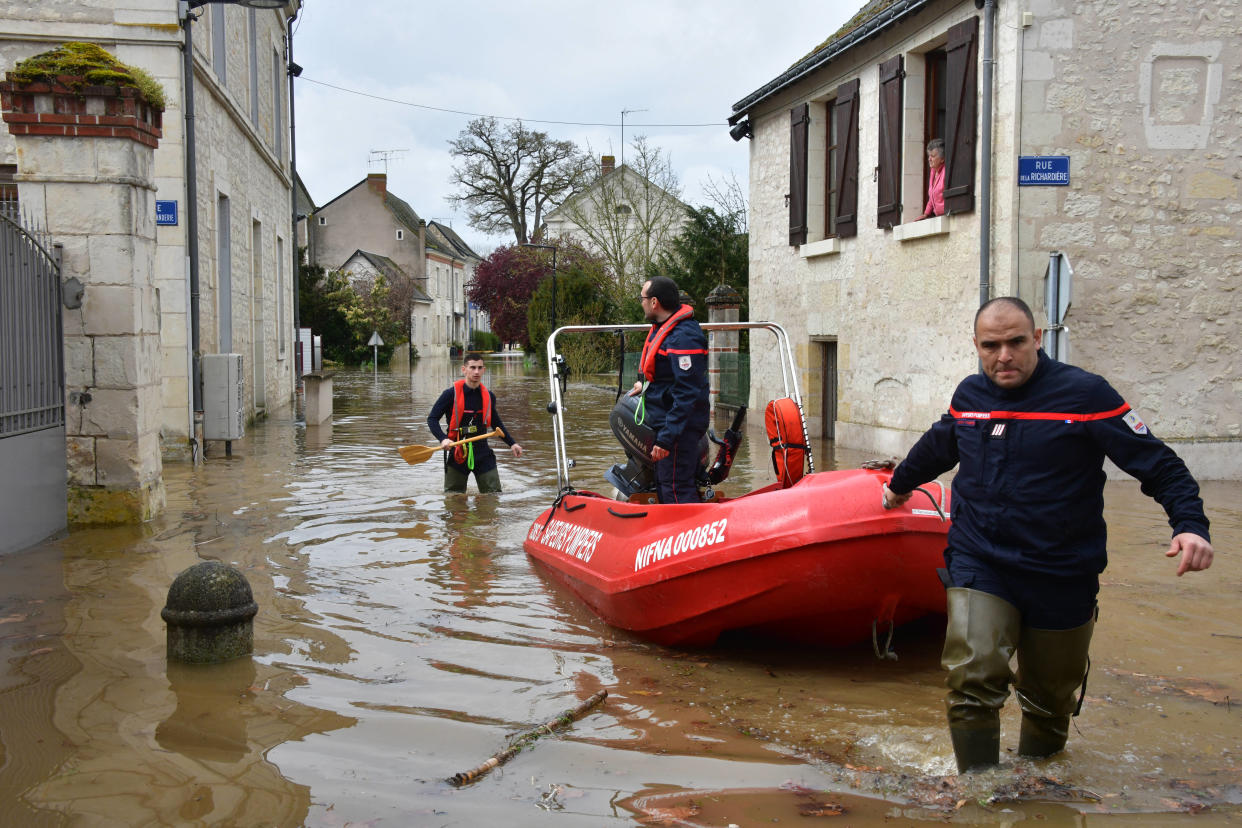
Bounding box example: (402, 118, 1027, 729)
(1123, 410, 1148, 435)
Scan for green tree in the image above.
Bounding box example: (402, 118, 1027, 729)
(343, 274, 405, 364)
(297, 254, 357, 363)
(526, 241, 617, 373)
(651, 205, 749, 321)
(447, 117, 593, 244)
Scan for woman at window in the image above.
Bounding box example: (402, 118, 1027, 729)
(922, 138, 946, 219)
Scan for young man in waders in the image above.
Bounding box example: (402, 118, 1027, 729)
(883, 296, 1213, 773)
(427, 353, 523, 493)
(629, 276, 709, 503)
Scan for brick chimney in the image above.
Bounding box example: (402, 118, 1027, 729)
(601, 155, 615, 176)
(366, 172, 386, 196)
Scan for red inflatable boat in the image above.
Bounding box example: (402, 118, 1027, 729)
(524, 322, 950, 650)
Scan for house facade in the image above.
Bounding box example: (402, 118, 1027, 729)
(1, 1, 300, 461)
(731, 0, 1240, 479)
(308, 173, 482, 355)
(544, 154, 689, 296)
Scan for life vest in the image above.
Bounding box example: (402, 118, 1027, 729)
(449, 379, 492, 467)
(638, 305, 694, 381)
(765, 397, 807, 487)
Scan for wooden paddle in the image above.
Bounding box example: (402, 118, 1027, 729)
(398, 428, 504, 466)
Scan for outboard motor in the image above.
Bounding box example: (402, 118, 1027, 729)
(604, 393, 710, 500)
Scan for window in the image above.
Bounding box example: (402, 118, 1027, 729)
(396, 228, 404, 240)
(248, 9, 259, 125)
(615, 204, 632, 215)
(317, 215, 326, 226)
(217, 194, 232, 352)
(942, 16, 979, 214)
(272, 48, 283, 156)
(277, 236, 286, 356)
(211, 5, 227, 83)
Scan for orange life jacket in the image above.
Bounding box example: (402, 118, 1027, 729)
(765, 397, 807, 487)
(449, 379, 492, 466)
(638, 304, 694, 381)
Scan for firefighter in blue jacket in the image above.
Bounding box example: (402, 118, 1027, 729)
(629, 276, 710, 503)
(884, 297, 1214, 773)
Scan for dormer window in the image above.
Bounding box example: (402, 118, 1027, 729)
(615, 204, 632, 215)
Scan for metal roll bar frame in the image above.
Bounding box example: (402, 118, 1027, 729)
(543, 321, 813, 493)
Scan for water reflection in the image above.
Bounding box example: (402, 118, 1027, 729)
(0, 356, 1237, 826)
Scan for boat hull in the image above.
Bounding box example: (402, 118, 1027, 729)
(524, 468, 950, 647)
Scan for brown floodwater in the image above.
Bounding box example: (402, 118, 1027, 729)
(0, 356, 1238, 827)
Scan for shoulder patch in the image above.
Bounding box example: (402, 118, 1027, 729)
(678, 355, 692, 371)
(1123, 410, 1148, 435)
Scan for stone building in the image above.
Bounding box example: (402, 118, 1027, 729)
(0, 1, 300, 535)
(0, 1, 301, 459)
(307, 173, 483, 355)
(729, 0, 1240, 478)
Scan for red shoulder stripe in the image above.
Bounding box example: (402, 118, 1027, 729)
(950, 403, 1130, 422)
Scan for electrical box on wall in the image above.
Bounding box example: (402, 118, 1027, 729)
(202, 353, 245, 441)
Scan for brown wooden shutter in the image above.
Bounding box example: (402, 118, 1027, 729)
(789, 103, 809, 246)
(876, 55, 904, 229)
(833, 79, 860, 239)
(944, 15, 979, 214)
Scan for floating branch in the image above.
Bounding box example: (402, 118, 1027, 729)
(449, 690, 608, 786)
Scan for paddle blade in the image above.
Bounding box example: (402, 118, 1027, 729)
(398, 443, 440, 465)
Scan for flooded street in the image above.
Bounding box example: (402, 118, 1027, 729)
(1, 356, 1239, 827)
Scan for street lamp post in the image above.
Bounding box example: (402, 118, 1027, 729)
(180, 0, 293, 455)
(522, 242, 558, 333)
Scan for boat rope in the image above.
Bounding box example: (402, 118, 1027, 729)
(539, 485, 581, 534)
(912, 486, 947, 521)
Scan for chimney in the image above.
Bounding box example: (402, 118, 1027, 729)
(418, 219, 427, 280)
(366, 172, 386, 197)
(601, 155, 615, 176)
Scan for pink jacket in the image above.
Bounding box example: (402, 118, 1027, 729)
(923, 165, 946, 217)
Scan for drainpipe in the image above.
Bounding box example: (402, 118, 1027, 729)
(287, 10, 301, 402)
(979, 0, 996, 307)
(181, 6, 203, 453)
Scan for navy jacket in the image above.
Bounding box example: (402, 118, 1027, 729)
(641, 314, 710, 450)
(890, 351, 1209, 576)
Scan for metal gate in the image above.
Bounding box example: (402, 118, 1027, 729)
(0, 200, 66, 554)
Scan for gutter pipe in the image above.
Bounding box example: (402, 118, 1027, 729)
(979, 0, 996, 307)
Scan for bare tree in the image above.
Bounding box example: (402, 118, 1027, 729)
(447, 117, 592, 244)
(702, 170, 748, 234)
(555, 137, 688, 302)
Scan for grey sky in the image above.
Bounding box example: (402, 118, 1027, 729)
(292, 1, 856, 256)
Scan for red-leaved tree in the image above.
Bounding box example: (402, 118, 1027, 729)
(467, 245, 548, 349)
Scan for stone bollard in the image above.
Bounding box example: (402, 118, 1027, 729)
(161, 561, 258, 663)
(303, 370, 334, 425)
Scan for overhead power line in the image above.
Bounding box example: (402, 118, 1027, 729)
(299, 77, 726, 128)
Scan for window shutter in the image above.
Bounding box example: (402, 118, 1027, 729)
(789, 103, 810, 246)
(876, 55, 904, 229)
(944, 15, 979, 214)
(833, 79, 860, 239)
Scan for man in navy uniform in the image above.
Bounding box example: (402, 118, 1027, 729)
(631, 276, 710, 503)
(884, 296, 1213, 772)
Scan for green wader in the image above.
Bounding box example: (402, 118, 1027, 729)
(1015, 615, 1094, 758)
(941, 587, 1021, 772)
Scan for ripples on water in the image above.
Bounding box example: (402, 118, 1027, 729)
(2, 358, 1239, 826)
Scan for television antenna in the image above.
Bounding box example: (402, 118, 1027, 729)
(620, 108, 646, 168)
(368, 149, 408, 175)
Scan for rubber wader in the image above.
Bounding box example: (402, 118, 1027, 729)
(942, 587, 1021, 772)
(1014, 617, 1094, 758)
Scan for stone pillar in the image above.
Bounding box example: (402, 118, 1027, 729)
(1, 76, 166, 523)
(705, 284, 742, 425)
(303, 371, 333, 425)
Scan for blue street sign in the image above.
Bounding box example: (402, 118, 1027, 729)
(156, 200, 178, 225)
(1018, 156, 1070, 186)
